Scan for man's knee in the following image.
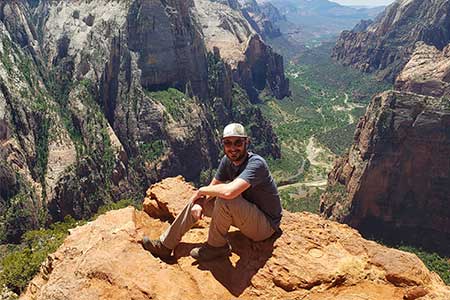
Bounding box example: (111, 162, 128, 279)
(214, 197, 227, 211)
(215, 196, 243, 210)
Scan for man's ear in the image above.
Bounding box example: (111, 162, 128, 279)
(246, 137, 250, 146)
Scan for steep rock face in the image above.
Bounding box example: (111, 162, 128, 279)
(0, 14, 78, 241)
(126, 0, 209, 98)
(20, 177, 450, 300)
(255, 0, 286, 25)
(235, 34, 289, 102)
(321, 91, 450, 253)
(0, 0, 283, 240)
(193, 0, 290, 102)
(320, 43, 450, 253)
(395, 42, 450, 97)
(332, 0, 450, 82)
(237, 0, 282, 39)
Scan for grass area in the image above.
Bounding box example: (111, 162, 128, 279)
(267, 145, 307, 184)
(317, 123, 357, 155)
(0, 216, 83, 294)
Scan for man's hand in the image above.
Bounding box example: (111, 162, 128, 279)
(189, 190, 204, 204)
(191, 203, 203, 220)
(189, 190, 205, 220)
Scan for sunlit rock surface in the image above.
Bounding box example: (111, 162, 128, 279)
(20, 177, 450, 300)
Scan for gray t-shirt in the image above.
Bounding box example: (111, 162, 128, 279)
(214, 152, 282, 229)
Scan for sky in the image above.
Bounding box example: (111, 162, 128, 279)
(331, 0, 396, 7)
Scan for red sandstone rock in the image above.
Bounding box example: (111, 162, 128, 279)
(20, 177, 450, 300)
(143, 176, 196, 221)
(396, 42, 450, 97)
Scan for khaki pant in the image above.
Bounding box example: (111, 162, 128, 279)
(160, 195, 275, 249)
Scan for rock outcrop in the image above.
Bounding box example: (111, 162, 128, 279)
(395, 42, 450, 97)
(237, 0, 283, 39)
(193, 0, 290, 102)
(332, 0, 450, 82)
(20, 177, 450, 300)
(321, 42, 450, 254)
(0, 0, 286, 242)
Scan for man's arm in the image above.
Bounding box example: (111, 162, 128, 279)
(209, 177, 222, 186)
(199, 177, 222, 203)
(197, 178, 250, 200)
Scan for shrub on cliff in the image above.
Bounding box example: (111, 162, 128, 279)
(0, 216, 81, 293)
(0, 198, 139, 293)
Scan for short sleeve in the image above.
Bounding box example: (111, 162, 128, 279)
(238, 157, 267, 187)
(214, 156, 229, 182)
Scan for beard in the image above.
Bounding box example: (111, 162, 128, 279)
(225, 144, 248, 163)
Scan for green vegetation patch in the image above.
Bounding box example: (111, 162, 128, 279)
(146, 88, 193, 121)
(91, 198, 141, 220)
(139, 139, 166, 162)
(1, 37, 14, 74)
(0, 216, 83, 293)
(316, 123, 357, 155)
(33, 117, 50, 187)
(0, 193, 36, 244)
(267, 145, 307, 184)
(322, 183, 348, 212)
(258, 43, 391, 214)
(279, 185, 322, 213)
(0, 199, 140, 294)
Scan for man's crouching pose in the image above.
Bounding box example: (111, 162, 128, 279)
(142, 123, 282, 262)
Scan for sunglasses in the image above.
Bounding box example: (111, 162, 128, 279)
(222, 138, 246, 147)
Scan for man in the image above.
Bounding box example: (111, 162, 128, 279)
(142, 123, 282, 261)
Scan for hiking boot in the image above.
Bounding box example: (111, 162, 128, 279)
(190, 243, 231, 262)
(141, 236, 172, 259)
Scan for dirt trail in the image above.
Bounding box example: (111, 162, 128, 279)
(278, 137, 333, 190)
(306, 136, 332, 169)
(278, 179, 328, 191)
(332, 93, 365, 124)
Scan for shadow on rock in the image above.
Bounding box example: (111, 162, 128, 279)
(188, 229, 282, 297)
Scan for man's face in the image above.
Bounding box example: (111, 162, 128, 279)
(222, 137, 248, 163)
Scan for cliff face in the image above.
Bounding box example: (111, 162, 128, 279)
(19, 177, 450, 300)
(237, 0, 283, 39)
(193, 0, 290, 102)
(332, 0, 450, 82)
(321, 43, 450, 254)
(0, 0, 286, 243)
(395, 42, 450, 97)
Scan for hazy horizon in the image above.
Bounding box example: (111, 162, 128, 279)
(331, 0, 395, 7)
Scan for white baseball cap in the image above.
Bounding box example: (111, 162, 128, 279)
(222, 123, 247, 138)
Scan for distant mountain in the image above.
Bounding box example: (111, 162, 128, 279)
(270, 0, 384, 22)
(259, 0, 386, 57)
(272, 0, 383, 18)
